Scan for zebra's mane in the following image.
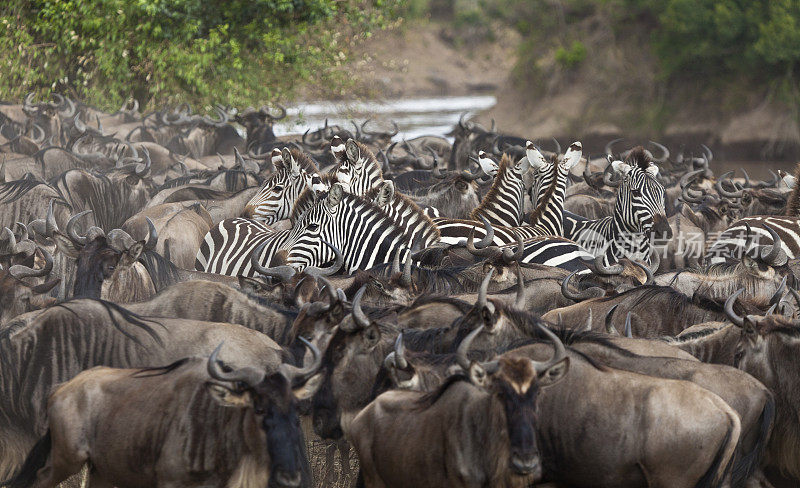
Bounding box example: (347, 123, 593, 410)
(527, 154, 561, 225)
(290, 176, 338, 223)
(470, 154, 520, 221)
(626, 146, 652, 169)
(785, 162, 800, 217)
(288, 148, 319, 173)
(365, 185, 441, 240)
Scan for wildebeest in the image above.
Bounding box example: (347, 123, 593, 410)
(4, 340, 321, 488)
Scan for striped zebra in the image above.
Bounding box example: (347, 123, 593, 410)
(286, 183, 440, 273)
(563, 147, 670, 265)
(705, 163, 800, 265)
(195, 218, 294, 276)
(366, 180, 442, 248)
(333, 138, 384, 195)
(242, 148, 324, 223)
(436, 142, 582, 245)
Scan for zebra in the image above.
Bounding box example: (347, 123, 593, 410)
(704, 163, 800, 265)
(563, 147, 670, 265)
(366, 180, 442, 249)
(333, 138, 384, 196)
(286, 183, 440, 273)
(241, 147, 324, 223)
(195, 217, 295, 276)
(435, 142, 582, 245)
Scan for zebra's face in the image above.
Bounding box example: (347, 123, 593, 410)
(614, 161, 670, 237)
(336, 139, 367, 191)
(243, 149, 315, 224)
(286, 185, 343, 271)
(526, 141, 582, 207)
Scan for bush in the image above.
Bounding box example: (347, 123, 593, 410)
(555, 41, 587, 68)
(0, 0, 400, 110)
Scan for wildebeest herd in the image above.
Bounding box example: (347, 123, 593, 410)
(0, 93, 799, 488)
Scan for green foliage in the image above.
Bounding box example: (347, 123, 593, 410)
(0, 0, 399, 110)
(555, 41, 587, 68)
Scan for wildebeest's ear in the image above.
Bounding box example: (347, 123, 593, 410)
(52, 232, 80, 259)
(538, 357, 570, 387)
(120, 241, 144, 267)
(345, 139, 361, 165)
(238, 276, 265, 294)
(293, 372, 324, 401)
(327, 183, 345, 209)
(206, 383, 251, 407)
(363, 323, 381, 349)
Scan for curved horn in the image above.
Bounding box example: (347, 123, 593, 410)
(603, 160, 621, 187)
(279, 336, 322, 386)
(605, 304, 620, 335)
(304, 239, 344, 278)
(0, 227, 16, 255)
(623, 312, 633, 338)
(770, 276, 788, 307)
(551, 137, 561, 155)
(73, 113, 87, 133)
(631, 260, 654, 286)
(724, 288, 745, 327)
(66, 210, 93, 246)
(476, 216, 494, 248)
(135, 147, 151, 177)
(9, 246, 54, 279)
(144, 217, 158, 252)
(530, 322, 567, 374)
(456, 325, 484, 371)
(586, 254, 624, 275)
(207, 343, 265, 387)
(604, 138, 623, 156)
(45, 199, 58, 237)
(250, 241, 296, 282)
(715, 171, 743, 198)
(477, 268, 495, 308)
(561, 268, 604, 301)
(679, 169, 705, 189)
(501, 231, 525, 264)
(352, 284, 371, 329)
(515, 263, 526, 309)
(760, 224, 784, 265)
(701, 144, 713, 162)
(648, 141, 669, 163)
(466, 227, 498, 258)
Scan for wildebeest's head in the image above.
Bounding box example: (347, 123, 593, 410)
(454, 324, 570, 478)
(53, 210, 157, 300)
(206, 339, 321, 488)
(0, 247, 59, 323)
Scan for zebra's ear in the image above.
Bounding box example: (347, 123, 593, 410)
(478, 151, 499, 176)
(327, 183, 345, 209)
(331, 136, 346, 162)
(345, 139, 361, 166)
(376, 180, 395, 207)
(611, 160, 632, 176)
(271, 148, 284, 170)
(526, 141, 549, 170)
(645, 164, 659, 177)
(561, 142, 582, 170)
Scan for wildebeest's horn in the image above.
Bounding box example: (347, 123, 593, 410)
(136, 147, 151, 177)
(143, 217, 158, 251)
(280, 336, 322, 386)
(456, 325, 484, 371)
(631, 260, 654, 286)
(66, 210, 94, 246)
(352, 284, 370, 329)
(477, 268, 495, 308)
(789, 287, 800, 315)
(603, 160, 621, 187)
(715, 171, 742, 198)
(315, 276, 338, 306)
(384, 333, 409, 370)
(304, 239, 343, 278)
(207, 342, 265, 387)
(679, 169, 704, 189)
(551, 137, 561, 155)
(466, 228, 498, 258)
(14, 221, 28, 243)
(46, 199, 58, 237)
(624, 312, 633, 338)
(400, 253, 413, 287)
(604, 138, 623, 156)
(476, 216, 493, 248)
(605, 304, 620, 335)
(701, 144, 713, 162)
(0, 227, 16, 255)
(760, 224, 784, 265)
(561, 269, 604, 301)
(460, 165, 486, 181)
(766, 303, 778, 315)
(515, 263, 525, 309)
(531, 322, 567, 374)
(582, 254, 624, 276)
(73, 113, 87, 133)
(649, 141, 669, 163)
(682, 185, 704, 203)
(9, 246, 54, 280)
(770, 276, 788, 306)
(250, 242, 296, 282)
(501, 231, 524, 264)
(724, 288, 745, 327)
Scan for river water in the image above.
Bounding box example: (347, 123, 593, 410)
(271, 95, 795, 179)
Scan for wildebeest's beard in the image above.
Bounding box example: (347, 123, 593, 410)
(73, 238, 118, 299)
(258, 373, 305, 487)
(312, 329, 347, 439)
